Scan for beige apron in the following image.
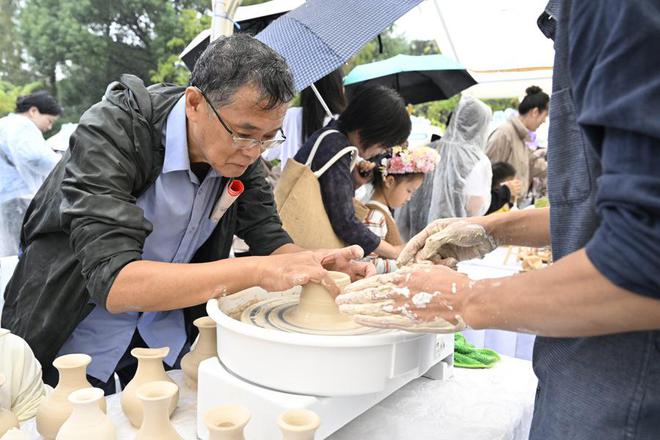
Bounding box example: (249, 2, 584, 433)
(275, 130, 365, 249)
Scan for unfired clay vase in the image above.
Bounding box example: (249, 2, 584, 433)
(56, 388, 115, 440)
(0, 374, 19, 437)
(135, 381, 182, 440)
(277, 409, 321, 440)
(287, 271, 352, 330)
(204, 405, 250, 440)
(181, 316, 217, 389)
(121, 347, 178, 427)
(35, 354, 106, 440)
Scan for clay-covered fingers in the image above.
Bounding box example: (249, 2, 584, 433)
(397, 218, 458, 267)
(353, 314, 467, 333)
(419, 222, 497, 262)
(318, 245, 373, 283)
(347, 260, 376, 281)
(427, 256, 458, 268)
(318, 245, 364, 267)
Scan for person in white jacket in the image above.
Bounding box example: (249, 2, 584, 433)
(0, 329, 50, 421)
(0, 92, 62, 256)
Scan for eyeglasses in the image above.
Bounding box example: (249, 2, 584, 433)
(195, 86, 286, 151)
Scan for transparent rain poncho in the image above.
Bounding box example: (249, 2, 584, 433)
(395, 96, 493, 240)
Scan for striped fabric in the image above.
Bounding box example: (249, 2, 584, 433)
(362, 208, 397, 274)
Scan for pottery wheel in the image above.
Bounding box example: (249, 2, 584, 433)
(240, 296, 385, 336)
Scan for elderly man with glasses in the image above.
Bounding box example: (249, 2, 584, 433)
(2, 34, 372, 393)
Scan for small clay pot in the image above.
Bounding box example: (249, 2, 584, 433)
(56, 388, 115, 440)
(135, 381, 182, 440)
(204, 404, 251, 440)
(35, 354, 106, 440)
(277, 409, 321, 440)
(181, 316, 217, 389)
(120, 347, 178, 428)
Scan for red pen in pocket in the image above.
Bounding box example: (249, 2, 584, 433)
(210, 179, 244, 222)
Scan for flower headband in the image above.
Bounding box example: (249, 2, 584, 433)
(380, 146, 439, 177)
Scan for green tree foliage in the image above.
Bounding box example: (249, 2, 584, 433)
(151, 9, 211, 85)
(18, 0, 210, 120)
(0, 81, 43, 116)
(344, 28, 409, 74)
(0, 0, 32, 84)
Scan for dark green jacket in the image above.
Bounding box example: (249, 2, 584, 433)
(1, 75, 292, 369)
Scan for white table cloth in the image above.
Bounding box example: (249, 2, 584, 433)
(17, 356, 537, 440)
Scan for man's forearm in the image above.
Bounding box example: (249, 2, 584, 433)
(465, 249, 660, 336)
(106, 258, 263, 314)
(271, 243, 304, 254)
(483, 207, 550, 247)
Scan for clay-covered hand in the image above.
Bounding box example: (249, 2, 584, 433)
(336, 264, 471, 333)
(316, 245, 377, 283)
(397, 219, 497, 267)
(257, 250, 340, 296)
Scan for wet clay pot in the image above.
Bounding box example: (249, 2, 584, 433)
(286, 271, 353, 330)
(0, 374, 19, 437)
(135, 381, 182, 440)
(180, 316, 217, 389)
(56, 388, 115, 440)
(120, 347, 178, 428)
(204, 404, 250, 440)
(277, 409, 321, 440)
(35, 354, 106, 440)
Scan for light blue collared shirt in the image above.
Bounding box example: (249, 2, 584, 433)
(58, 96, 224, 381)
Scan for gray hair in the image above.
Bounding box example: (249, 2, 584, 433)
(190, 34, 295, 110)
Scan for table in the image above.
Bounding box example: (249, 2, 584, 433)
(18, 356, 537, 440)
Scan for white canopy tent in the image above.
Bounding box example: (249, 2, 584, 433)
(397, 0, 554, 99)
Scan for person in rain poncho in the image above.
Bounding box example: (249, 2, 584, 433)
(396, 95, 493, 241)
(0, 92, 62, 256)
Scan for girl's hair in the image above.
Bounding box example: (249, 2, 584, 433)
(518, 85, 549, 115)
(339, 85, 411, 148)
(491, 161, 516, 188)
(16, 91, 62, 115)
(301, 68, 347, 141)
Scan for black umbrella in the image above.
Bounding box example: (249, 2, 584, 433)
(344, 54, 477, 104)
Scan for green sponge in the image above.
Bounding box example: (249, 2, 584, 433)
(454, 333, 500, 368)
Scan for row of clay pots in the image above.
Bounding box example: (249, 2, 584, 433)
(33, 349, 183, 440)
(204, 405, 321, 440)
(34, 315, 217, 439)
(52, 380, 183, 440)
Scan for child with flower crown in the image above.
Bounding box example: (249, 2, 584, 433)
(362, 146, 439, 273)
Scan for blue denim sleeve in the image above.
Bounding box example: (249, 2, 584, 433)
(585, 129, 660, 299)
(569, 1, 660, 299)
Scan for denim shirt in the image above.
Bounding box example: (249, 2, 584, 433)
(57, 97, 223, 381)
(530, 1, 660, 438)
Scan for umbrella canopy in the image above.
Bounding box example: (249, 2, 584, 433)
(343, 54, 476, 104)
(180, 0, 304, 70)
(255, 0, 423, 91)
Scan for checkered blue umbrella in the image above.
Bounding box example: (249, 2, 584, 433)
(255, 0, 424, 92)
